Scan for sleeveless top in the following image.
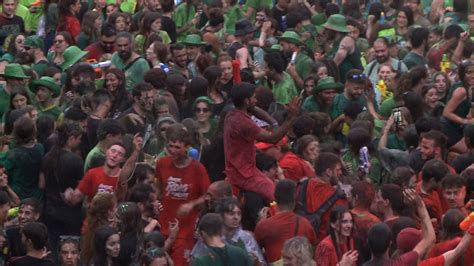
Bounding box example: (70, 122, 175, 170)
(445, 83, 472, 125)
(328, 36, 363, 82)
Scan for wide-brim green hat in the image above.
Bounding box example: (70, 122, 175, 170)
(30, 76, 61, 98)
(322, 14, 350, 33)
(60, 46, 89, 71)
(1, 63, 28, 79)
(277, 31, 303, 46)
(313, 76, 343, 93)
(181, 34, 206, 46)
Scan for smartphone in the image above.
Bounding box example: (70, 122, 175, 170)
(393, 108, 403, 129)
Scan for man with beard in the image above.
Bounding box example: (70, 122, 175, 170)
(169, 43, 191, 79)
(224, 82, 299, 203)
(182, 34, 205, 78)
(303, 76, 343, 115)
(119, 82, 155, 135)
(363, 38, 407, 85)
(403, 28, 430, 70)
(23, 36, 48, 77)
(331, 69, 375, 119)
(278, 31, 313, 89)
(263, 52, 298, 105)
(85, 24, 116, 61)
(0, 64, 28, 118)
(110, 32, 150, 91)
(322, 14, 362, 83)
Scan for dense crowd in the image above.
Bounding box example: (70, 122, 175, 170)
(0, 0, 472, 265)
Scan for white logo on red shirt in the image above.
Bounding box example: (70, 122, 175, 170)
(97, 184, 114, 194)
(166, 176, 189, 200)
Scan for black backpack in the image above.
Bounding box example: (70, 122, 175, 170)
(295, 179, 346, 233)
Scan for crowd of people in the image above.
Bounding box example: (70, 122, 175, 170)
(0, 0, 473, 265)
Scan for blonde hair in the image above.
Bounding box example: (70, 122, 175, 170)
(282, 237, 316, 266)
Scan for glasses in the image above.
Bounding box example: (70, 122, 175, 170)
(195, 107, 210, 113)
(54, 39, 65, 44)
(348, 73, 367, 80)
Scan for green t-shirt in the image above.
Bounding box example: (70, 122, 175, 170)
(173, 3, 196, 42)
(295, 52, 313, 88)
(341, 150, 383, 186)
(84, 145, 105, 172)
(39, 105, 64, 124)
(135, 31, 171, 54)
(303, 95, 321, 113)
(111, 53, 151, 92)
(402, 51, 427, 70)
(387, 132, 407, 151)
(224, 5, 243, 34)
(271, 72, 298, 105)
(32, 61, 48, 77)
(77, 32, 96, 49)
(379, 96, 397, 118)
(3, 143, 44, 200)
(330, 93, 368, 119)
(191, 245, 253, 266)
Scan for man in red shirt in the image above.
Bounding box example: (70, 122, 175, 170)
(350, 181, 380, 240)
(65, 134, 142, 204)
(155, 125, 210, 265)
(301, 152, 347, 244)
(84, 24, 116, 61)
(415, 159, 449, 223)
(441, 174, 468, 215)
(224, 82, 300, 202)
(255, 179, 317, 264)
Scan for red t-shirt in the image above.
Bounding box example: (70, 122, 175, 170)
(416, 181, 444, 222)
(420, 255, 445, 266)
(78, 166, 117, 200)
(351, 209, 381, 240)
(57, 16, 80, 41)
(279, 152, 316, 182)
(305, 178, 348, 244)
(155, 156, 210, 239)
(315, 235, 355, 266)
(223, 109, 262, 185)
(366, 250, 418, 266)
(255, 211, 317, 263)
(428, 237, 474, 265)
(84, 42, 111, 61)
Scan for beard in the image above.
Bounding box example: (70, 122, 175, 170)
(119, 50, 132, 61)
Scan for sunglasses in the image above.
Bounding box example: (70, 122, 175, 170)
(348, 73, 367, 80)
(195, 107, 210, 113)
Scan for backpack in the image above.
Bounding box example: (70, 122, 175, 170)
(295, 179, 346, 233)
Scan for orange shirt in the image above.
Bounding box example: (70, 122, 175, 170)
(305, 178, 348, 244)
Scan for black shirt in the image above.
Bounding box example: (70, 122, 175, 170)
(272, 5, 287, 32)
(0, 15, 24, 46)
(161, 15, 177, 43)
(8, 255, 54, 266)
(452, 152, 474, 173)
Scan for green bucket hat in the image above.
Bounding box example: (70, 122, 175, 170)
(1, 63, 28, 79)
(181, 34, 206, 46)
(30, 76, 61, 98)
(60, 46, 89, 71)
(263, 44, 281, 53)
(24, 36, 44, 50)
(277, 31, 303, 46)
(322, 14, 350, 33)
(313, 76, 343, 93)
(193, 96, 213, 108)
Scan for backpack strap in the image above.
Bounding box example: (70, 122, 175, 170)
(397, 59, 402, 72)
(367, 62, 378, 78)
(297, 179, 344, 216)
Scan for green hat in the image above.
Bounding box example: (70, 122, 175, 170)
(263, 44, 281, 53)
(193, 96, 213, 107)
(181, 34, 206, 46)
(60, 46, 89, 71)
(106, 0, 116, 5)
(30, 76, 61, 98)
(277, 31, 303, 45)
(313, 76, 343, 93)
(322, 14, 350, 33)
(24, 36, 44, 50)
(1, 63, 28, 79)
